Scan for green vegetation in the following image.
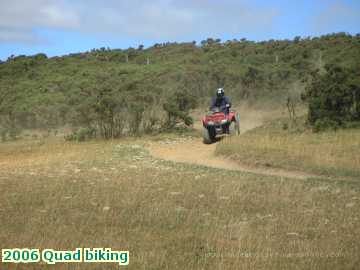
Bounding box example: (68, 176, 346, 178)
(163, 90, 197, 128)
(303, 64, 360, 131)
(216, 118, 360, 178)
(1, 33, 360, 139)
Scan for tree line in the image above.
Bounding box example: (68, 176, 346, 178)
(0, 32, 359, 140)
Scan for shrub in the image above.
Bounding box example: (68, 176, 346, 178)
(64, 127, 96, 142)
(0, 127, 21, 141)
(128, 104, 145, 135)
(163, 90, 197, 128)
(0, 128, 7, 142)
(303, 64, 360, 130)
(64, 133, 77, 142)
(313, 118, 339, 133)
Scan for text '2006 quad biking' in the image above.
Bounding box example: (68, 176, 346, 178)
(202, 108, 240, 144)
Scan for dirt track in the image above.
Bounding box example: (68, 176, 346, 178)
(147, 108, 313, 180)
(147, 137, 313, 179)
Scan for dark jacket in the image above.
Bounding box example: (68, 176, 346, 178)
(210, 96, 231, 113)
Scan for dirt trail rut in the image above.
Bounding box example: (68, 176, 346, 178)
(146, 108, 314, 180)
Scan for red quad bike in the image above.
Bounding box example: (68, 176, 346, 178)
(202, 107, 240, 144)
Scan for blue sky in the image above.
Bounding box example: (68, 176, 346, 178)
(0, 0, 359, 60)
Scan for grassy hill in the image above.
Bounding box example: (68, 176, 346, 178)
(1, 33, 360, 139)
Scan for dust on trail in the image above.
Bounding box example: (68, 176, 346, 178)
(146, 107, 314, 180)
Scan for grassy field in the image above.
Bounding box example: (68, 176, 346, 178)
(216, 119, 360, 179)
(1, 136, 360, 269)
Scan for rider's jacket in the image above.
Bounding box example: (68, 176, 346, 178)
(210, 96, 231, 113)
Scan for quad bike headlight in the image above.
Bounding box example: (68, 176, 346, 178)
(221, 119, 228, 124)
(207, 121, 214, 125)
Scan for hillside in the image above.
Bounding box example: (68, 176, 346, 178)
(1, 33, 360, 270)
(1, 33, 360, 138)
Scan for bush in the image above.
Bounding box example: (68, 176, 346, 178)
(64, 127, 96, 142)
(143, 113, 160, 134)
(163, 90, 197, 128)
(128, 104, 145, 135)
(0, 127, 22, 141)
(0, 128, 7, 142)
(9, 127, 20, 140)
(313, 118, 339, 133)
(303, 64, 360, 130)
(64, 133, 77, 142)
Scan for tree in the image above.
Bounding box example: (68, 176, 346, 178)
(293, 36, 301, 44)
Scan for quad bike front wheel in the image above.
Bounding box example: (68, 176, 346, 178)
(229, 113, 240, 136)
(203, 127, 214, 144)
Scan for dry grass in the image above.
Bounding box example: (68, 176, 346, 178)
(216, 122, 360, 178)
(1, 137, 359, 269)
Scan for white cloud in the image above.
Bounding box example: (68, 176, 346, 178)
(0, 0, 278, 43)
(0, 0, 79, 43)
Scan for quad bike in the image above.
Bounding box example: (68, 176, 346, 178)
(202, 107, 240, 144)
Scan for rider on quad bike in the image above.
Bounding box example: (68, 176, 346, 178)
(210, 88, 231, 115)
(202, 88, 240, 144)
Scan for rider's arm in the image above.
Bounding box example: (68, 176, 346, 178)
(224, 96, 231, 108)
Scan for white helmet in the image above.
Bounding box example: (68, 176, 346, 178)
(216, 88, 224, 98)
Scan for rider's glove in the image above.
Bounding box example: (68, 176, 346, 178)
(226, 104, 230, 108)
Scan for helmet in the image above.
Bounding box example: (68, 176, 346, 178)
(216, 88, 224, 98)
